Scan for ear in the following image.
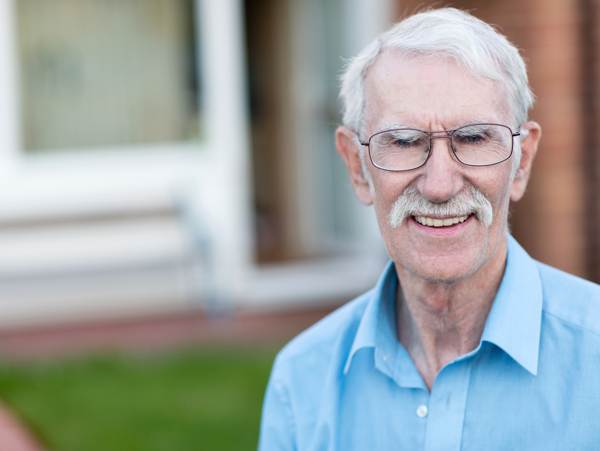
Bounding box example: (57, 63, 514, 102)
(510, 121, 541, 202)
(335, 126, 373, 205)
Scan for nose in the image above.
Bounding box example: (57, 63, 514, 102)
(416, 136, 464, 203)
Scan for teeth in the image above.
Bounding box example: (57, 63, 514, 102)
(414, 215, 469, 227)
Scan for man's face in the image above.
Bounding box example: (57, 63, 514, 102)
(359, 52, 518, 283)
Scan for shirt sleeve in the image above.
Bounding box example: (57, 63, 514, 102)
(258, 365, 296, 451)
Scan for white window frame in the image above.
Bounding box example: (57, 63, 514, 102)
(0, 0, 396, 327)
(0, 0, 253, 297)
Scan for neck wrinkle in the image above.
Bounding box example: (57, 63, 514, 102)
(395, 239, 507, 390)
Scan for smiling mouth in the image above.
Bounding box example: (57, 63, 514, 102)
(413, 215, 471, 227)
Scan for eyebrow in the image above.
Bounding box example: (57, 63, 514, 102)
(377, 122, 411, 131)
(377, 118, 499, 132)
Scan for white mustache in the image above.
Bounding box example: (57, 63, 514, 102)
(389, 185, 493, 228)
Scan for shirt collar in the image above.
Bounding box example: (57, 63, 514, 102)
(480, 234, 543, 376)
(343, 260, 396, 375)
(343, 234, 543, 377)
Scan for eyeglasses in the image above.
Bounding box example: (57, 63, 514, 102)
(360, 123, 520, 172)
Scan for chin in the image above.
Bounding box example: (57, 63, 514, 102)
(397, 251, 488, 284)
(404, 264, 476, 284)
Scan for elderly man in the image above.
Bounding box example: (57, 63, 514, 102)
(259, 8, 600, 450)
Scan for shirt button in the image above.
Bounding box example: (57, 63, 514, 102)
(416, 405, 428, 418)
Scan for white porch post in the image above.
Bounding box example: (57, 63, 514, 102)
(0, 0, 20, 181)
(197, 0, 253, 305)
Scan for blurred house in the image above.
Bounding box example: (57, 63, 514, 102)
(0, 0, 598, 330)
(0, 0, 392, 328)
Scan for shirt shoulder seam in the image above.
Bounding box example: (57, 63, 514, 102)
(542, 309, 600, 339)
(275, 292, 373, 365)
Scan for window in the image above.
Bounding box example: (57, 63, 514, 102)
(16, 0, 201, 152)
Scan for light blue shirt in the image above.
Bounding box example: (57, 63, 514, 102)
(258, 235, 600, 450)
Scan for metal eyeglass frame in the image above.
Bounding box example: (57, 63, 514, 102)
(359, 123, 521, 172)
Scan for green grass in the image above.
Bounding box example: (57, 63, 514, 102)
(0, 346, 280, 451)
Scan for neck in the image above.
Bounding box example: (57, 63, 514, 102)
(396, 235, 507, 391)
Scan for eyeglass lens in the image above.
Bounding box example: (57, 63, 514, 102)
(369, 124, 514, 171)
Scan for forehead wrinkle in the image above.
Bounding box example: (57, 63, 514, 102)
(363, 53, 514, 135)
(370, 102, 511, 136)
(376, 117, 506, 134)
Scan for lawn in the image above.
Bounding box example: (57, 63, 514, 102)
(0, 345, 280, 451)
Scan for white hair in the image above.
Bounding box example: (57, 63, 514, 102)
(339, 8, 534, 176)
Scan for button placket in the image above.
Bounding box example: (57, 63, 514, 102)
(423, 359, 473, 451)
